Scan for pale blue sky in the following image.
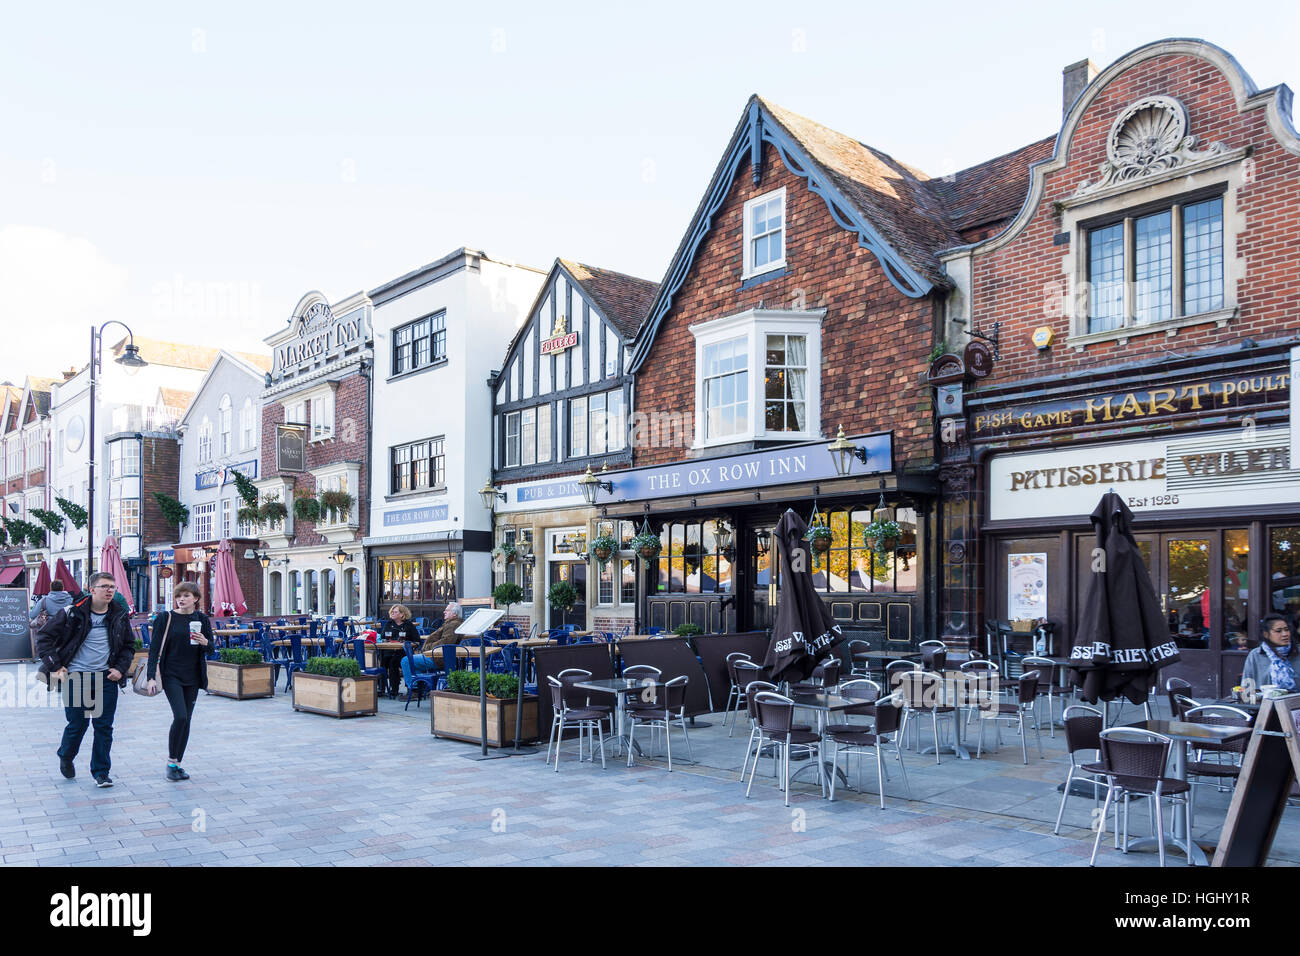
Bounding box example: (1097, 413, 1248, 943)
(1, 0, 1296, 383)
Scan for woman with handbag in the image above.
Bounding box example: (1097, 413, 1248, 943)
(144, 582, 213, 782)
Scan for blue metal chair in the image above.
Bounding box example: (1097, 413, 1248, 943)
(401, 642, 438, 709)
(137, 622, 151, 648)
(351, 639, 388, 697)
(497, 643, 536, 695)
(282, 632, 307, 691)
(437, 643, 463, 686)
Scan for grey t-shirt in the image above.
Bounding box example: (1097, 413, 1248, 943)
(68, 611, 111, 672)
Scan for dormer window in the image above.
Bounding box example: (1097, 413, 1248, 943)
(743, 187, 786, 279)
(1086, 194, 1224, 333)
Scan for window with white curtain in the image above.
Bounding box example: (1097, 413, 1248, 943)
(240, 398, 256, 450)
(218, 394, 232, 456)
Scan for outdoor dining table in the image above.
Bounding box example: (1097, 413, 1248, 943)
(786, 691, 861, 790)
(904, 669, 999, 761)
(573, 677, 658, 760)
(1119, 718, 1253, 865)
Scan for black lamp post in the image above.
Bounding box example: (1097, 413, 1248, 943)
(87, 322, 147, 581)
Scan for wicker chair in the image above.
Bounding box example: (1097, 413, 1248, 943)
(1085, 728, 1192, 867)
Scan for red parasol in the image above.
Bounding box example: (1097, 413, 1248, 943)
(31, 560, 51, 598)
(211, 539, 248, 616)
(100, 536, 135, 613)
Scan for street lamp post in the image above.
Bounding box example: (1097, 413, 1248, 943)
(86, 322, 147, 585)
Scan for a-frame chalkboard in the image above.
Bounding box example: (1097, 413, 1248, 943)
(1213, 692, 1300, 866)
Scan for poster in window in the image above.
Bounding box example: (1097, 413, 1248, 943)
(1007, 553, 1047, 622)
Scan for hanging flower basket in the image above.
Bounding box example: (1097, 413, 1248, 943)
(863, 519, 902, 557)
(804, 525, 834, 554)
(631, 531, 662, 561)
(491, 542, 517, 563)
(591, 533, 619, 567)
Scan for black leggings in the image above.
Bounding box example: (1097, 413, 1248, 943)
(162, 677, 200, 762)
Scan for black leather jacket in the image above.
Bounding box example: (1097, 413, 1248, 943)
(35, 595, 136, 681)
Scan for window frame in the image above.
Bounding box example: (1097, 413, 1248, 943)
(388, 436, 446, 496)
(689, 308, 824, 449)
(391, 311, 448, 378)
(742, 186, 787, 280)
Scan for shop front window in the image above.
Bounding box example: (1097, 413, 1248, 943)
(1270, 526, 1300, 625)
(322, 568, 337, 616)
(289, 571, 302, 613)
(269, 571, 282, 616)
(652, 519, 733, 594)
(346, 568, 360, 615)
(1223, 529, 1249, 650)
(813, 506, 918, 593)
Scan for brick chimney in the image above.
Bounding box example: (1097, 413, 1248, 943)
(61, 367, 78, 382)
(1062, 58, 1098, 119)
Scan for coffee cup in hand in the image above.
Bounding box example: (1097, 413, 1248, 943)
(189, 620, 203, 645)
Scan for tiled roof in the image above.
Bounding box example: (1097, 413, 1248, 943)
(159, 388, 196, 412)
(560, 260, 658, 337)
(758, 98, 965, 288)
(925, 136, 1056, 241)
(110, 336, 271, 374)
(26, 377, 56, 417)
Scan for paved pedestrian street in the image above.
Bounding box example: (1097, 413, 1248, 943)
(1, 663, 1295, 867)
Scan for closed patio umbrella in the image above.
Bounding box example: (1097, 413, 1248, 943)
(763, 508, 845, 684)
(1068, 492, 1180, 705)
(53, 558, 79, 595)
(211, 539, 247, 616)
(99, 535, 135, 614)
(31, 560, 51, 598)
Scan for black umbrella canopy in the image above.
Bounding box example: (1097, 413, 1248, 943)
(763, 509, 845, 684)
(1069, 492, 1180, 704)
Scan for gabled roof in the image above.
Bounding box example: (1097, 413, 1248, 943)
(111, 336, 271, 374)
(558, 260, 658, 338)
(159, 388, 196, 412)
(178, 351, 267, 428)
(925, 136, 1056, 240)
(23, 376, 57, 419)
(629, 96, 962, 371)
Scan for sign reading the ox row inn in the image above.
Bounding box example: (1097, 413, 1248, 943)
(971, 369, 1291, 439)
(276, 425, 305, 473)
(506, 432, 894, 510)
(273, 301, 368, 373)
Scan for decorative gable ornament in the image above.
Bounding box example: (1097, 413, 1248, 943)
(1074, 96, 1227, 197)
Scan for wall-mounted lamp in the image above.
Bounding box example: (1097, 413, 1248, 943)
(478, 478, 506, 510)
(827, 425, 870, 477)
(577, 463, 613, 505)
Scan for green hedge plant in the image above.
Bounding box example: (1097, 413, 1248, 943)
(218, 647, 265, 666)
(446, 670, 520, 698)
(304, 656, 361, 679)
(672, 623, 704, 637)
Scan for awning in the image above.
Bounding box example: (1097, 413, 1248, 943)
(0, 566, 24, 586)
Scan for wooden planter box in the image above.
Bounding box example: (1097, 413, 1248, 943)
(207, 661, 276, 700)
(431, 691, 539, 747)
(291, 672, 379, 717)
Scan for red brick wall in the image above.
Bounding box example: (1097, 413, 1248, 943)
(140, 436, 180, 546)
(970, 52, 1300, 384)
(260, 373, 370, 545)
(633, 141, 938, 468)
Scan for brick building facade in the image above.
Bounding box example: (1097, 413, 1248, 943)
(936, 39, 1300, 695)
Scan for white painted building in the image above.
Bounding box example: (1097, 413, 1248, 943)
(364, 248, 544, 624)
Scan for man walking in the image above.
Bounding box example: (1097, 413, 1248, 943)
(36, 572, 136, 787)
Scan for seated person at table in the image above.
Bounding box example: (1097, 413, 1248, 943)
(379, 604, 421, 697)
(1241, 614, 1298, 696)
(401, 603, 462, 691)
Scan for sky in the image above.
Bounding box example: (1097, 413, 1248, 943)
(1, 0, 1297, 384)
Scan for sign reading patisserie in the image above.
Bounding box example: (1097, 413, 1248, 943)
(972, 368, 1290, 438)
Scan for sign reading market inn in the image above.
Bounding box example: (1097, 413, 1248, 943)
(273, 301, 369, 373)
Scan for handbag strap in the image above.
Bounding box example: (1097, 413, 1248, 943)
(155, 611, 172, 681)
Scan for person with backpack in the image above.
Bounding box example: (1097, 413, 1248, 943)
(30, 580, 74, 625)
(35, 572, 135, 788)
(144, 582, 213, 782)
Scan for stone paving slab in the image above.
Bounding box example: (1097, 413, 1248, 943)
(1, 661, 1296, 867)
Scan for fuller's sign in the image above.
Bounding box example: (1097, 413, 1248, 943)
(972, 368, 1291, 439)
(540, 313, 578, 356)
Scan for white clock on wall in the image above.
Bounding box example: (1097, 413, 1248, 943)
(66, 415, 85, 452)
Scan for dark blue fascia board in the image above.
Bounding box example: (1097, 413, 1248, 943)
(628, 102, 935, 372)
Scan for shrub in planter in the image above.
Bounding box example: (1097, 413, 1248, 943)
(547, 580, 578, 615)
(294, 655, 374, 716)
(134, 637, 144, 651)
(434, 671, 535, 746)
(304, 656, 361, 679)
(492, 582, 524, 616)
(672, 623, 704, 638)
(210, 647, 275, 699)
(446, 670, 520, 699)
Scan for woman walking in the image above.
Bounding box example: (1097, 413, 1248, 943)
(145, 582, 214, 781)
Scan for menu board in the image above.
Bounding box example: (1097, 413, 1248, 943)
(0, 587, 33, 662)
(1007, 553, 1047, 622)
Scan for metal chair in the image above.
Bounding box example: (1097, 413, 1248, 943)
(625, 676, 693, 770)
(723, 655, 757, 735)
(1165, 676, 1193, 717)
(400, 642, 438, 709)
(823, 678, 881, 735)
(826, 692, 910, 808)
(896, 670, 958, 763)
(1053, 704, 1109, 835)
(1183, 704, 1251, 829)
(1022, 655, 1060, 737)
(884, 659, 920, 696)
(848, 639, 872, 676)
(1086, 728, 1192, 867)
(545, 674, 607, 772)
(739, 679, 779, 784)
(975, 670, 1043, 764)
(351, 639, 387, 695)
(1171, 694, 1199, 720)
(745, 691, 824, 807)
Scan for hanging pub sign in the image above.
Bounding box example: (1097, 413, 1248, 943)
(972, 366, 1291, 439)
(540, 314, 578, 356)
(963, 341, 993, 379)
(276, 425, 306, 473)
